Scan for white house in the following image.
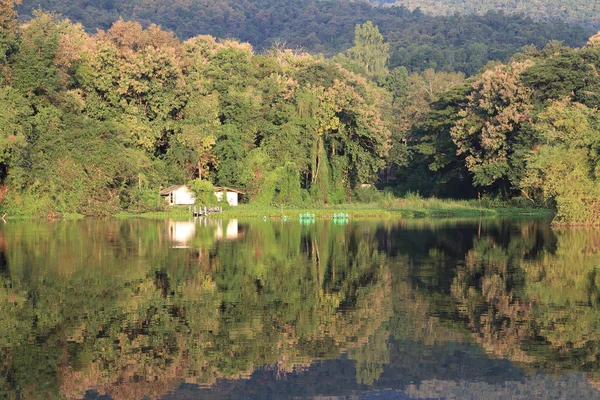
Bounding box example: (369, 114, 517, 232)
(160, 185, 244, 207)
(214, 187, 244, 207)
(160, 185, 196, 206)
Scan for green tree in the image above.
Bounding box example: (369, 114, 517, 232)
(0, 0, 20, 63)
(450, 61, 535, 192)
(521, 100, 600, 224)
(347, 21, 389, 80)
(0, 86, 31, 170)
(188, 178, 217, 205)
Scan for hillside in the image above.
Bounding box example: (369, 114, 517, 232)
(17, 0, 592, 75)
(381, 0, 600, 30)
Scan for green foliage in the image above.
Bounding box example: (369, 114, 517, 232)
(15, 0, 592, 76)
(0, 12, 394, 215)
(0, 0, 20, 63)
(254, 162, 304, 206)
(450, 61, 534, 189)
(521, 100, 600, 224)
(11, 11, 65, 97)
(354, 186, 384, 203)
(346, 21, 389, 80)
(188, 179, 217, 206)
(382, 0, 600, 30)
(214, 125, 247, 188)
(0, 86, 31, 164)
(402, 36, 600, 223)
(384, 66, 409, 104)
(0, 6, 597, 225)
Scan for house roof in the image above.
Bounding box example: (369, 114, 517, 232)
(214, 186, 245, 195)
(160, 185, 189, 195)
(160, 185, 245, 195)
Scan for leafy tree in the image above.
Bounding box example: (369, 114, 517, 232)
(346, 21, 389, 80)
(214, 125, 247, 188)
(521, 100, 600, 224)
(0, 0, 20, 63)
(188, 178, 217, 205)
(450, 61, 535, 192)
(384, 66, 409, 105)
(0, 86, 31, 171)
(11, 11, 65, 98)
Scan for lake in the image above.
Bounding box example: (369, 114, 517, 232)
(2, 217, 600, 399)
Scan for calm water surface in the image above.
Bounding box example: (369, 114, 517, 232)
(2, 218, 600, 399)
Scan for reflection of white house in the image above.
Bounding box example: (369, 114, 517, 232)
(214, 187, 244, 207)
(160, 185, 196, 206)
(168, 220, 196, 248)
(214, 219, 240, 240)
(160, 184, 244, 207)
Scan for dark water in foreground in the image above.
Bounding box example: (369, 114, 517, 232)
(2, 217, 600, 399)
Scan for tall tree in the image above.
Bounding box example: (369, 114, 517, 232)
(521, 100, 600, 224)
(0, 0, 19, 62)
(450, 61, 535, 192)
(347, 21, 389, 80)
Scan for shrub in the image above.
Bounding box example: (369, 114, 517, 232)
(188, 179, 218, 206)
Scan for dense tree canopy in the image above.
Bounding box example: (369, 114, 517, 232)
(15, 0, 592, 75)
(0, 9, 393, 216)
(382, 0, 600, 30)
(404, 36, 600, 224)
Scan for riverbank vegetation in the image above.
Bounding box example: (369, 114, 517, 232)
(213, 194, 552, 219)
(0, 1, 598, 224)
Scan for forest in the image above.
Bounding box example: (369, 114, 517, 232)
(1, 0, 600, 224)
(16, 0, 592, 75)
(381, 0, 600, 30)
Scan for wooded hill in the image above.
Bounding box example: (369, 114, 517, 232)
(16, 0, 592, 76)
(379, 0, 600, 30)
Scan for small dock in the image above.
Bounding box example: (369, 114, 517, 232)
(193, 206, 223, 217)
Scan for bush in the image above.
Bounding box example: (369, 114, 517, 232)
(353, 186, 383, 203)
(188, 179, 218, 206)
(254, 162, 304, 207)
(123, 188, 165, 213)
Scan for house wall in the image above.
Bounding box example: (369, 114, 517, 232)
(226, 191, 238, 206)
(172, 187, 196, 205)
(214, 190, 239, 206)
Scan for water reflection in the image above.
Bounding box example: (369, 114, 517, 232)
(168, 220, 196, 248)
(1, 218, 600, 399)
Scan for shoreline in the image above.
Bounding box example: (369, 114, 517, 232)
(0, 200, 556, 221)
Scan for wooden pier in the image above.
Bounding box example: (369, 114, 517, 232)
(193, 206, 223, 217)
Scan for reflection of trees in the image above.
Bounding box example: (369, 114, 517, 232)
(451, 237, 537, 362)
(448, 224, 600, 381)
(521, 229, 600, 379)
(0, 220, 392, 399)
(5, 217, 600, 399)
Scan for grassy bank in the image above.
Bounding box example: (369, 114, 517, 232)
(115, 207, 193, 220)
(3, 196, 554, 221)
(206, 196, 553, 220)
